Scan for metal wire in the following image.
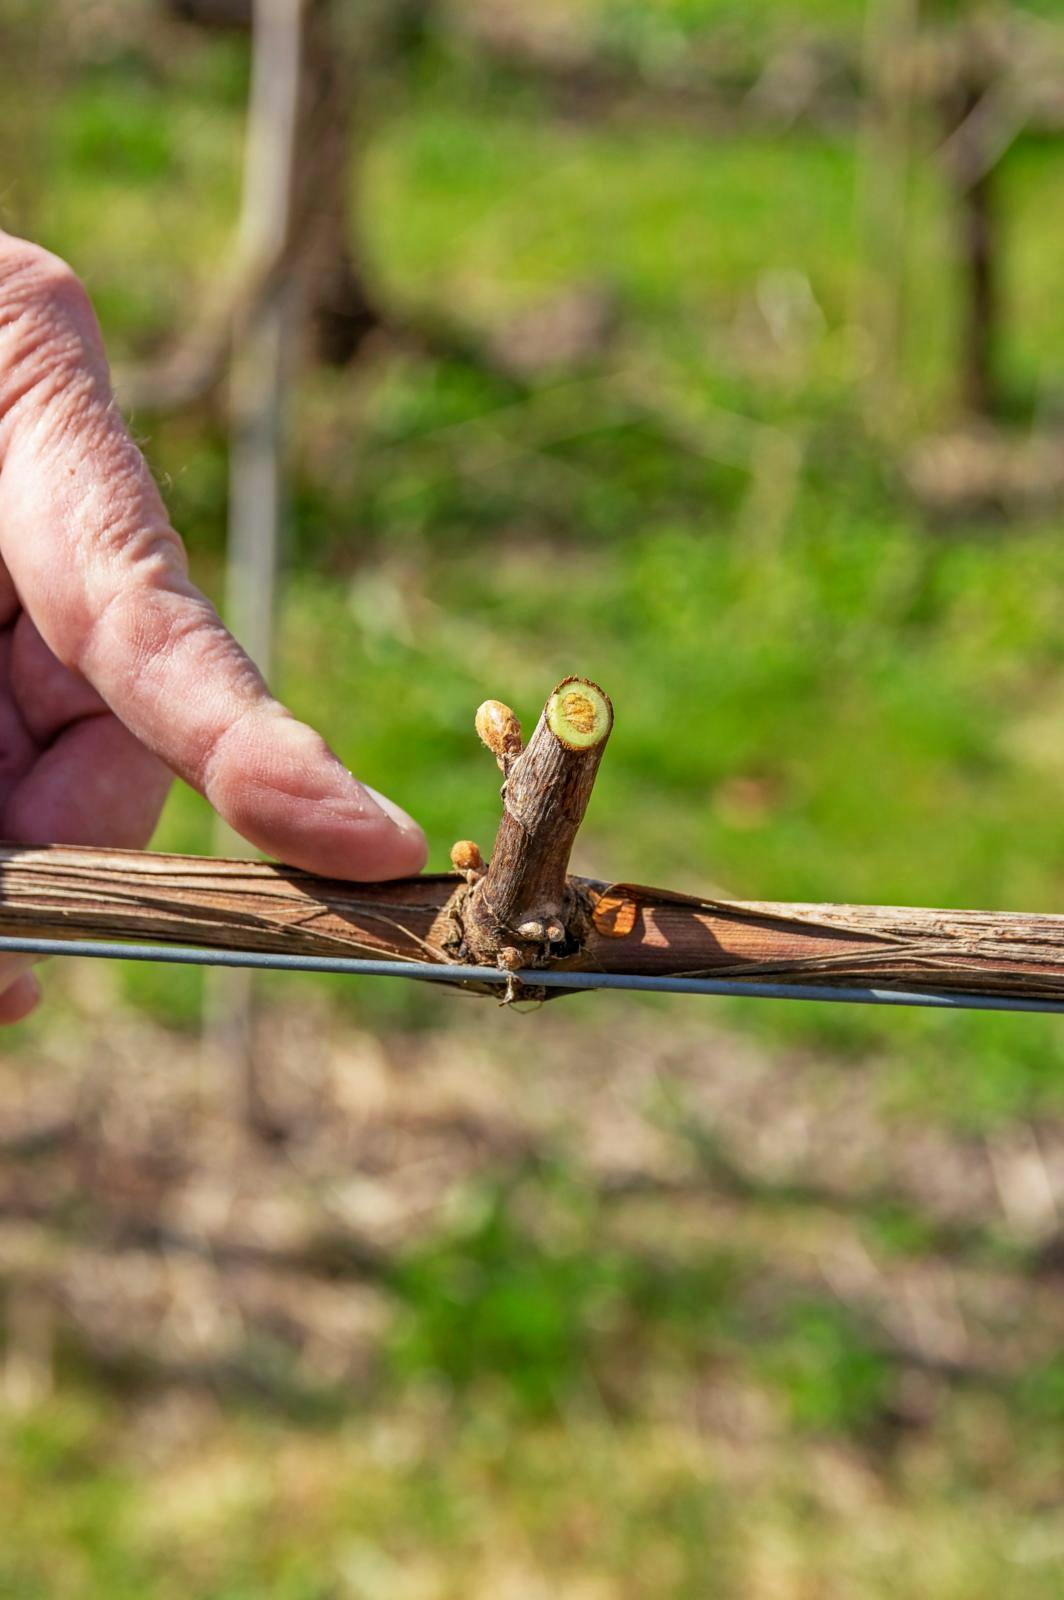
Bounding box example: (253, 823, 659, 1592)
(0, 932, 1062, 1015)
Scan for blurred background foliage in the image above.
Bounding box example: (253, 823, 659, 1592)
(1, 0, 1063, 1594)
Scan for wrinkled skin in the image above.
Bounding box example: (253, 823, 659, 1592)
(0, 231, 427, 1022)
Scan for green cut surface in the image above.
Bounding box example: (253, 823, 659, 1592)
(546, 680, 613, 749)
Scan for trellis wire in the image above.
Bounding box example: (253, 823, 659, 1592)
(1, 933, 1062, 1015)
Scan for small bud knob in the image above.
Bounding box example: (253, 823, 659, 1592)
(450, 839, 485, 877)
(475, 699, 524, 772)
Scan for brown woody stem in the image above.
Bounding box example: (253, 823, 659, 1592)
(3, 844, 1064, 1004)
(463, 677, 613, 967)
(8, 679, 1064, 1008)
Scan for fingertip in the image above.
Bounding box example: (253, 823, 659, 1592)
(357, 784, 429, 877)
(0, 971, 41, 1026)
(339, 811, 429, 882)
(250, 811, 428, 882)
(207, 712, 428, 881)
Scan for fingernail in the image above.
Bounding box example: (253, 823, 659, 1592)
(360, 783, 424, 837)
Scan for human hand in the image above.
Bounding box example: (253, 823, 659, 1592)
(0, 231, 427, 1021)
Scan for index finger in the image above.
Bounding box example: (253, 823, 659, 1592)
(0, 235, 426, 880)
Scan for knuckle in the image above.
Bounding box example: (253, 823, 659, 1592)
(127, 519, 188, 577)
(0, 236, 105, 422)
(1, 227, 75, 280)
(0, 236, 90, 328)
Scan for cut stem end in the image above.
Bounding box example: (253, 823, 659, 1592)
(546, 679, 612, 751)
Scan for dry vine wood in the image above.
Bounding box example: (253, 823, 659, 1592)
(2, 675, 1064, 1003)
(458, 678, 614, 974)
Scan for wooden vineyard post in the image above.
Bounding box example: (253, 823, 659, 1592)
(854, 0, 918, 439)
(208, 0, 305, 1129)
(945, 31, 1003, 420)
